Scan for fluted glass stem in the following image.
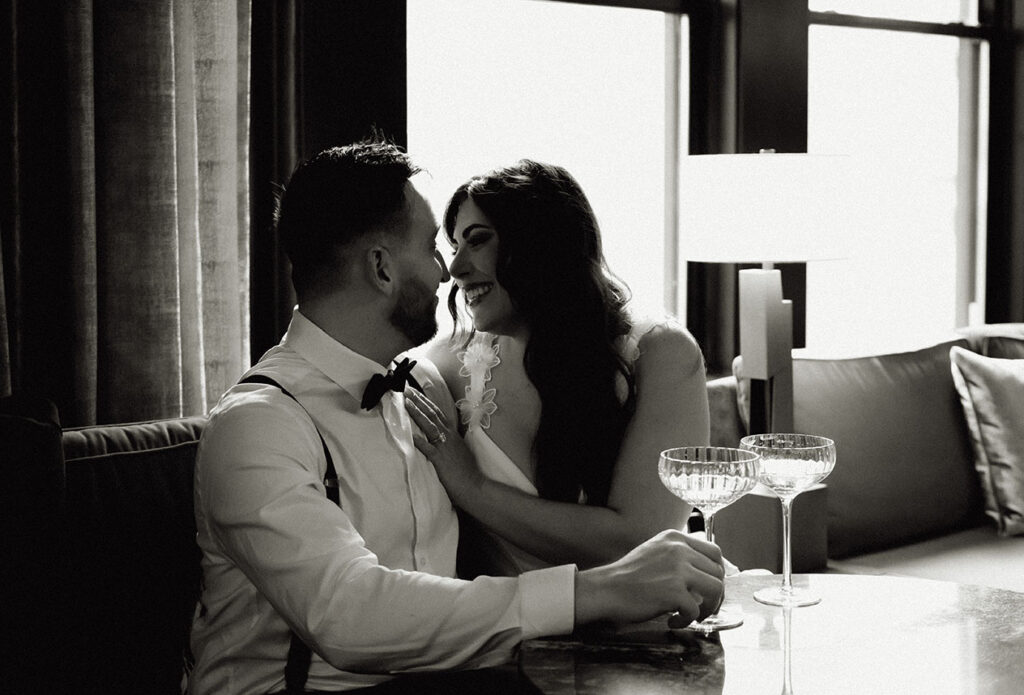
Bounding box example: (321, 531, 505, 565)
(780, 497, 794, 595)
(704, 513, 722, 618)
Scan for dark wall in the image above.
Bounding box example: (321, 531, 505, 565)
(249, 0, 407, 360)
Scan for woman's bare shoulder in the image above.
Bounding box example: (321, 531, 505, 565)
(420, 332, 471, 386)
(634, 318, 704, 375)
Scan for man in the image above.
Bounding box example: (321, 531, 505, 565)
(189, 141, 725, 694)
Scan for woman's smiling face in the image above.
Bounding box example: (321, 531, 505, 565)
(448, 196, 525, 336)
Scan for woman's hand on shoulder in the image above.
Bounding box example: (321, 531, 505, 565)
(404, 387, 484, 505)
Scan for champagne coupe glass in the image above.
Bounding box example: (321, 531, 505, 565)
(739, 433, 836, 607)
(658, 446, 761, 632)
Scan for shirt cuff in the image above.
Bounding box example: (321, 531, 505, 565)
(517, 563, 576, 639)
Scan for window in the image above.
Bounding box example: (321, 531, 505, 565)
(407, 0, 687, 332)
(806, 6, 988, 354)
(809, 0, 977, 25)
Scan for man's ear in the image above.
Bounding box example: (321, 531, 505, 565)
(365, 245, 397, 295)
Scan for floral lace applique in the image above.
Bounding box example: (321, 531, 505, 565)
(455, 333, 501, 431)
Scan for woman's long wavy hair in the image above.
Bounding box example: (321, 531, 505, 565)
(443, 160, 636, 507)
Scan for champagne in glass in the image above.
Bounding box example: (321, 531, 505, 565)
(740, 433, 836, 607)
(658, 446, 761, 632)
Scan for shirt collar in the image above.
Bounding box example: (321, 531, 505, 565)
(282, 308, 394, 403)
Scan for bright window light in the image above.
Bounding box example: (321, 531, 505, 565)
(807, 25, 988, 354)
(809, 0, 977, 25)
(408, 0, 679, 330)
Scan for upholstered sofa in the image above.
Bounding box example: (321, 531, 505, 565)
(709, 323, 1024, 594)
(4, 395, 205, 694)
(4, 323, 1022, 692)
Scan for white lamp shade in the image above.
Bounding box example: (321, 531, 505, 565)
(679, 153, 856, 264)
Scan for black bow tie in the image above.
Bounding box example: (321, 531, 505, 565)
(360, 358, 423, 410)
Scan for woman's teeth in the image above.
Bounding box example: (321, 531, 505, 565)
(464, 283, 493, 306)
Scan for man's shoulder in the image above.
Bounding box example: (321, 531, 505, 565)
(203, 373, 322, 457)
(218, 345, 326, 405)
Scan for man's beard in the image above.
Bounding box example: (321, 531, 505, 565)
(390, 276, 438, 346)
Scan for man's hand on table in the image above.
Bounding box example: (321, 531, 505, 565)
(573, 529, 726, 628)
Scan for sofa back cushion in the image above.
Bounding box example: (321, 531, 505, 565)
(62, 417, 205, 695)
(984, 336, 1024, 360)
(792, 339, 983, 558)
(959, 323, 1024, 358)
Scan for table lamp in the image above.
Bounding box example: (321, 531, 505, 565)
(679, 152, 853, 434)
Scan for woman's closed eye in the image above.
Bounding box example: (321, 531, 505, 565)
(449, 233, 491, 256)
(464, 230, 493, 247)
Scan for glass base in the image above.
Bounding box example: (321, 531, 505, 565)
(754, 585, 821, 608)
(681, 607, 744, 634)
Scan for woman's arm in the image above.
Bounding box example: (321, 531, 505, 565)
(408, 323, 710, 569)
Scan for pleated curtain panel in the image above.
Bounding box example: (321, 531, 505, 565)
(1, 0, 251, 426)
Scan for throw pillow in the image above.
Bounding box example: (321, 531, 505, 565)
(949, 346, 1024, 536)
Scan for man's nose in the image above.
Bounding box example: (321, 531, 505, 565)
(435, 248, 451, 283)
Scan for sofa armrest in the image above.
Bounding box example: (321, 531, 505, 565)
(713, 483, 828, 573)
(707, 375, 745, 448)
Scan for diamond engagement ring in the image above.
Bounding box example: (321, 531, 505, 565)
(430, 431, 447, 445)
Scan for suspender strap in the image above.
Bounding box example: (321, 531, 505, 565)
(239, 373, 340, 504)
(283, 635, 314, 695)
(237, 373, 341, 693)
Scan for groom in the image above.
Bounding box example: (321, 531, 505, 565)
(188, 140, 726, 694)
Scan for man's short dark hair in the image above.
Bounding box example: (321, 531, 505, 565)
(275, 140, 421, 300)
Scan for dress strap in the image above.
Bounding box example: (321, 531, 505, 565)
(454, 333, 501, 432)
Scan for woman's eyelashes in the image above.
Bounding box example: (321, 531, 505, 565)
(464, 230, 492, 247)
(449, 231, 492, 256)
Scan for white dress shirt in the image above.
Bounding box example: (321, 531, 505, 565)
(188, 309, 575, 694)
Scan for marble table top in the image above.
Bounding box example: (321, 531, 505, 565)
(519, 573, 1024, 694)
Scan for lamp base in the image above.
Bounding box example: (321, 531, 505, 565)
(739, 268, 793, 434)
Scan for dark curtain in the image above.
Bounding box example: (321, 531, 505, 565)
(1, 0, 251, 426)
(249, 0, 408, 361)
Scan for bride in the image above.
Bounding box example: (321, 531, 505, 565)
(406, 159, 712, 576)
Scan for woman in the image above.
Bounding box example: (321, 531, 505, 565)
(406, 159, 711, 575)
